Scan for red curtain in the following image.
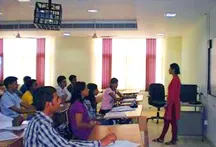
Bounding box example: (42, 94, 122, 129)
(36, 38, 45, 86)
(102, 38, 112, 89)
(0, 39, 3, 81)
(146, 38, 156, 90)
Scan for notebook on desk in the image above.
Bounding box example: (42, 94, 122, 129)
(104, 112, 127, 119)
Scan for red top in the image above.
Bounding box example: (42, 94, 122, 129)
(164, 75, 181, 120)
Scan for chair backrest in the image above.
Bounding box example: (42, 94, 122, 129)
(149, 83, 165, 101)
(180, 84, 197, 102)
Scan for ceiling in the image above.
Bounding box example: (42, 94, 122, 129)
(0, 0, 216, 37)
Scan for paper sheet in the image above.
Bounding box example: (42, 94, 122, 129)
(111, 106, 135, 112)
(104, 112, 126, 119)
(0, 131, 19, 141)
(107, 140, 140, 147)
(4, 124, 28, 131)
(121, 98, 136, 103)
(0, 113, 13, 130)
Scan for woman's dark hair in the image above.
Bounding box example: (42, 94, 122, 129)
(110, 78, 118, 85)
(86, 83, 98, 109)
(26, 79, 37, 90)
(57, 76, 66, 84)
(87, 83, 97, 97)
(33, 86, 56, 111)
(71, 82, 86, 104)
(23, 76, 31, 84)
(4, 76, 18, 88)
(170, 63, 180, 75)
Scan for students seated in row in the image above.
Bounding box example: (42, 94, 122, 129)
(69, 82, 100, 140)
(83, 83, 99, 120)
(20, 76, 31, 94)
(67, 74, 77, 94)
(56, 75, 71, 103)
(0, 76, 35, 119)
(21, 79, 37, 105)
(100, 78, 124, 115)
(24, 86, 116, 147)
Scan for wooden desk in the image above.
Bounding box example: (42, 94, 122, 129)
(104, 105, 143, 122)
(125, 105, 143, 119)
(88, 124, 144, 147)
(136, 94, 144, 102)
(0, 131, 24, 147)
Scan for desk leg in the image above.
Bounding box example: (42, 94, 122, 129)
(202, 107, 205, 141)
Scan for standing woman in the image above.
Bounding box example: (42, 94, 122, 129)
(153, 63, 181, 145)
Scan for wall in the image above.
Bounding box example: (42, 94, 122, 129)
(52, 37, 96, 86)
(164, 37, 182, 89)
(181, 12, 216, 145)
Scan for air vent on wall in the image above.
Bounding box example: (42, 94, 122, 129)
(0, 20, 137, 30)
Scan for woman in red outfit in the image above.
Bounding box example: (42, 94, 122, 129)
(153, 63, 181, 145)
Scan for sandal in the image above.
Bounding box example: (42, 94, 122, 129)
(165, 140, 177, 145)
(152, 138, 164, 143)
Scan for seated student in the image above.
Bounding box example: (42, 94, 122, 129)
(69, 82, 100, 140)
(21, 79, 37, 105)
(0, 76, 35, 119)
(67, 75, 77, 93)
(56, 75, 71, 103)
(20, 76, 31, 94)
(100, 78, 124, 115)
(83, 83, 99, 120)
(24, 86, 116, 147)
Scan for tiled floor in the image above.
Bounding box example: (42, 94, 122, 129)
(142, 110, 213, 147)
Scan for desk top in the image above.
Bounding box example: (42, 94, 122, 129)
(0, 130, 24, 147)
(125, 105, 143, 118)
(181, 102, 204, 107)
(136, 94, 144, 102)
(88, 124, 144, 147)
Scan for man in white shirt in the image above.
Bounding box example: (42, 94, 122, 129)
(56, 75, 71, 103)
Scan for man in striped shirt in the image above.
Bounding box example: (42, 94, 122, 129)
(24, 86, 116, 147)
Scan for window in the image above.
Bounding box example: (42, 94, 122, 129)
(112, 38, 146, 90)
(3, 38, 37, 84)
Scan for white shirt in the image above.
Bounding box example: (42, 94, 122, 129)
(56, 85, 71, 101)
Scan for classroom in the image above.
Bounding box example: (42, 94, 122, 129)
(0, 0, 216, 147)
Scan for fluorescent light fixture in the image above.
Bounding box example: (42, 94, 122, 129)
(157, 33, 164, 36)
(164, 12, 176, 17)
(88, 9, 98, 13)
(18, 0, 31, 2)
(62, 32, 71, 37)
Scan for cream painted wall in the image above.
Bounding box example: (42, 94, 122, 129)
(164, 37, 182, 89)
(181, 16, 208, 87)
(53, 37, 96, 86)
(181, 14, 216, 146)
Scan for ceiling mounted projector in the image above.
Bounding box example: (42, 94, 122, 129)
(33, 0, 62, 30)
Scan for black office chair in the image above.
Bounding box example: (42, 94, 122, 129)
(147, 83, 166, 124)
(180, 84, 200, 103)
